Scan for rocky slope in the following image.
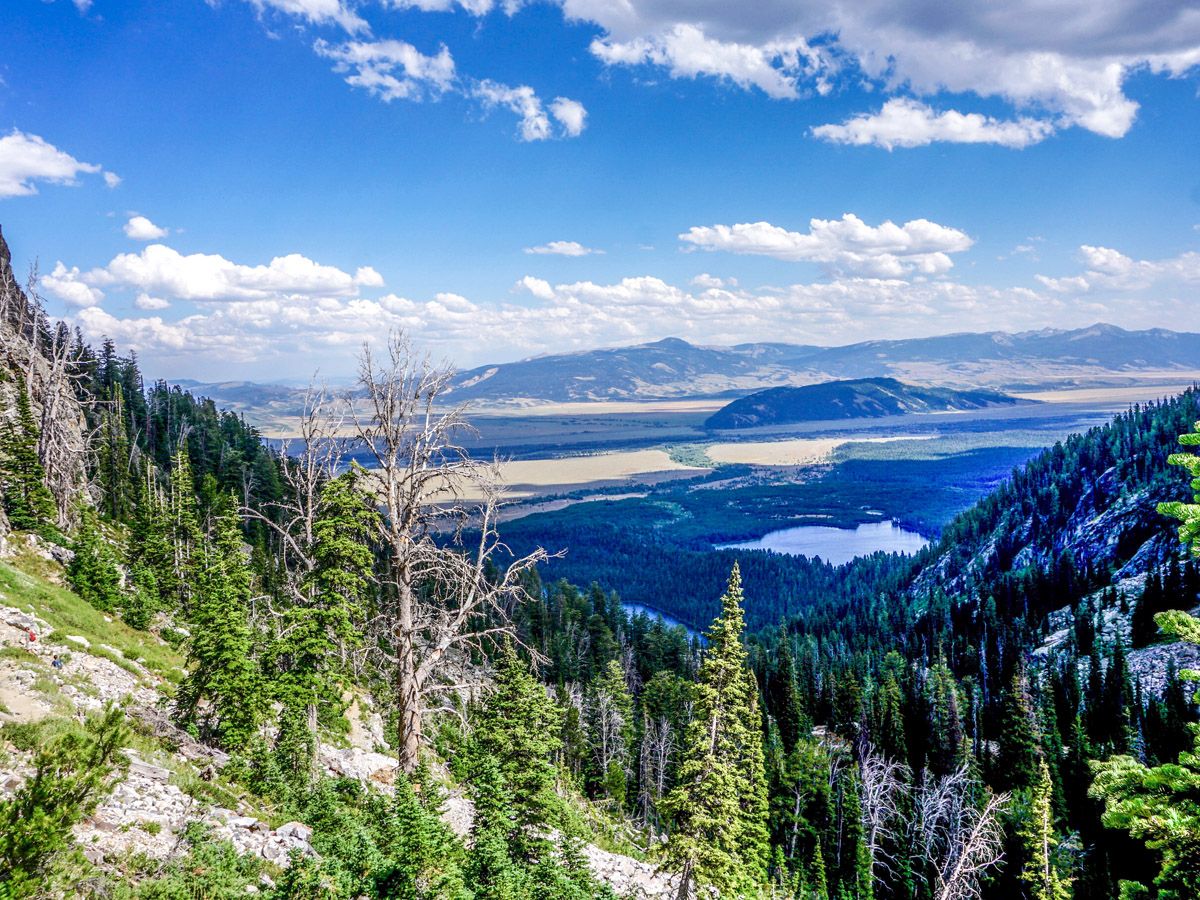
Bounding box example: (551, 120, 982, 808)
(0, 226, 91, 532)
(0, 547, 675, 897)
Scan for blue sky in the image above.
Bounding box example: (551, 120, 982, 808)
(2, 0, 1199, 380)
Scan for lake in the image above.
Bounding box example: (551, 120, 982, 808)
(717, 520, 928, 566)
(622, 602, 701, 639)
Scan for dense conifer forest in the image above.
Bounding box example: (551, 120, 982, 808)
(3, 250, 1200, 899)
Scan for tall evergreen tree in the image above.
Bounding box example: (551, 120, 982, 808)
(768, 627, 805, 755)
(997, 668, 1040, 790)
(0, 377, 57, 532)
(1018, 759, 1071, 900)
(472, 643, 563, 860)
(272, 471, 377, 781)
(66, 505, 122, 612)
(174, 493, 266, 751)
(662, 564, 769, 899)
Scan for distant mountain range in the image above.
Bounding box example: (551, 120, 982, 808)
(444, 324, 1200, 403)
(704, 378, 1028, 429)
(175, 324, 1200, 413)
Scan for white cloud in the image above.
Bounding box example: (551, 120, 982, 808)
(549, 97, 588, 137)
(558, 0, 1200, 140)
(813, 98, 1057, 150)
(250, 0, 367, 34)
(72, 0, 92, 13)
(44, 262, 104, 308)
(316, 39, 456, 101)
(313, 38, 584, 141)
(679, 213, 974, 276)
(516, 275, 555, 300)
(103, 171, 122, 188)
(473, 81, 587, 141)
(134, 293, 171, 311)
(50, 243, 379, 305)
(1036, 244, 1200, 294)
(0, 130, 106, 199)
(590, 24, 824, 100)
(124, 215, 169, 241)
(385, 0, 502, 13)
(691, 273, 735, 289)
(354, 266, 385, 287)
(474, 81, 551, 141)
(524, 241, 602, 257)
(61, 255, 1181, 373)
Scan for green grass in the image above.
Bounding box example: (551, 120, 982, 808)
(0, 551, 183, 683)
(666, 442, 716, 468)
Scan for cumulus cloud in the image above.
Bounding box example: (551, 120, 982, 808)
(474, 81, 587, 141)
(524, 241, 602, 257)
(590, 25, 825, 99)
(679, 213, 974, 276)
(134, 293, 171, 311)
(316, 39, 457, 101)
(103, 171, 122, 188)
(44, 263, 104, 308)
(549, 97, 588, 137)
(0, 130, 107, 199)
(560, 0, 1200, 140)
(313, 38, 584, 141)
(249, 0, 367, 34)
(46, 243, 380, 305)
(813, 98, 1057, 150)
(385, 0, 503, 13)
(124, 215, 169, 241)
(60, 253, 1176, 373)
(1036, 244, 1200, 294)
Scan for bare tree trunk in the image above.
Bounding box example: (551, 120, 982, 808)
(352, 331, 552, 773)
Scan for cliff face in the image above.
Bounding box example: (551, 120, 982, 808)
(0, 225, 91, 532)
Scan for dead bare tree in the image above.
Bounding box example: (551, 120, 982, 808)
(351, 332, 550, 773)
(859, 746, 911, 883)
(912, 765, 1010, 900)
(244, 383, 345, 599)
(639, 713, 674, 829)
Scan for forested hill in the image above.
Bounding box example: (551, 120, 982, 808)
(704, 377, 1025, 428)
(910, 386, 1200, 600)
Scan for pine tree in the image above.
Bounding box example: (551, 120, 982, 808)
(372, 770, 468, 900)
(168, 447, 202, 606)
(927, 657, 965, 777)
(94, 382, 134, 521)
(174, 493, 266, 751)
(66, 506, 122, 612)
(662, 564, 769, 898)
(0, 705, 129, 899)
(1158, 419, 1200, 555)
(467, 754, 526, 900)
(472, 643, 563, 860)
(1019, 759, 1071, 900)
(272, 471, 377, 781)
(768, 627, 806, 755)
(0, 377, 57, 533)
(997, 667, 1040, 790)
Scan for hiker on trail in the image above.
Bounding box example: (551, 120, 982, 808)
(51, 655, 63, 670)
(27, 628, 37, 651)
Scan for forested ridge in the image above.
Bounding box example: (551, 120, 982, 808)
(3, 226, 1200, 898)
